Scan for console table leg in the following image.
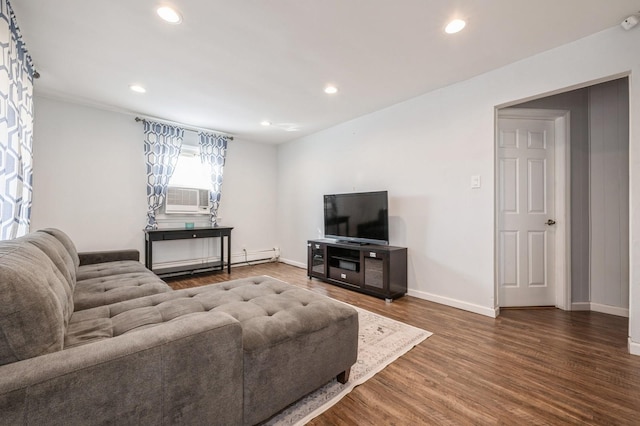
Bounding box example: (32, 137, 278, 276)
(220, 234, 224, 273)
(146, 239, 153, 271)
(227, 234, 232, 273)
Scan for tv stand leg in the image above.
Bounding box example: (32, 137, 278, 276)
(385, 298, 393, 303)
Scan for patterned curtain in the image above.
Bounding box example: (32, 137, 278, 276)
(0, 0, 35, 240)
(143, 120, 184, 229)
(198, 132, 228, 226)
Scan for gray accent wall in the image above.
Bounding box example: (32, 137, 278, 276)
(589, 78, 629, 311)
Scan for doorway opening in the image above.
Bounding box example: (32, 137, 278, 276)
(495, 77, 630, 316)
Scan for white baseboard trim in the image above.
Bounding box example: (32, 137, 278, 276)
(570, 302, 628, 317)
(407, 289, 498, 318)
(571, 302, 591, 311)
(279, 258, 306, 269)
(590, 303, 629, 318)
(628, 338, 640, 356)
(275, 261, 494, 317)
(278, 261, 496, 317)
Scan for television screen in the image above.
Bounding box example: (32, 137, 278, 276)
(324, 191, 389, 245)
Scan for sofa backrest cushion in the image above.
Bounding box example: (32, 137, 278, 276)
(0, 241, 67, 365)
(39, 228, 80, 271)
(26, 232, 77, 296)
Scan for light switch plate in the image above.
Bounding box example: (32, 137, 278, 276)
(471, 175, 481, 189)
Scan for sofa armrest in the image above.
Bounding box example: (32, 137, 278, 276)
(78, 249, 140, 265)
(0, 312, 243, 425)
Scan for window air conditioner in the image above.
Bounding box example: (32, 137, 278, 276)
(165, 186, 210, 214)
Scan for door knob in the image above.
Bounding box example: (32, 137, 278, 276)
(545, 219, 556, 226)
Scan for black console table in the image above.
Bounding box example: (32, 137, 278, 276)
(144, 226, 233, 277)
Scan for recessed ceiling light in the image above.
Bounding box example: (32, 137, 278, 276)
(157, 6, 182, 24)
(324, 85, 338, 94)
(129, 84, 146, 93)
(261, 121, 272, 126)
(445, 19, 466, 34)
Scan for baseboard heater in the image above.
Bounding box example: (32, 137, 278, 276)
(153, 248, 279, 275)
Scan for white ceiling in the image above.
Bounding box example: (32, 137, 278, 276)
(12, 0, 639, 144)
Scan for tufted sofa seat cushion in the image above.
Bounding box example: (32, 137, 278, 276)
(28, 228, 171, 311)
(63, 276, 359, 425)
(73, 260, 171, 311)
(74, 272, 172, 311)
(77, 260, 155, 281)
(66, 276, 356, 350)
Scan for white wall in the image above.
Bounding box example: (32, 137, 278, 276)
(31, 96, 279, 264)
(277, 25, 640, 335)
(31, 97, 147, 251)
(215, 129, 279, 259)
(278, 82, 498, 316)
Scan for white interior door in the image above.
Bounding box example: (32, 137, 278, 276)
(498, 117, 556, 307)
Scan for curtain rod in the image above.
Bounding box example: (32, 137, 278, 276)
(134, 116, 234, 140)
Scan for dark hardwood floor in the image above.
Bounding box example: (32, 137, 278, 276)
(168, 262, 640, 425)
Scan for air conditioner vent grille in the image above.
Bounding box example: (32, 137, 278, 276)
(167, 188, 198, 207)
(165, 187, 209, 214)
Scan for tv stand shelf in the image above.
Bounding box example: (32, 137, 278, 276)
(307, 239, 407, 301)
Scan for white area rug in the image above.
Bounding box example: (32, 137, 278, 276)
(264, 305, 433, 425)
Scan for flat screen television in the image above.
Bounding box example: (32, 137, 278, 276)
(324, 191, 389, 245)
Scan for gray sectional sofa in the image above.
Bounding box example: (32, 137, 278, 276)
(0, 229, 358, 425)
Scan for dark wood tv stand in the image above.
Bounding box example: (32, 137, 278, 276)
(307, 239, 407, 301)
